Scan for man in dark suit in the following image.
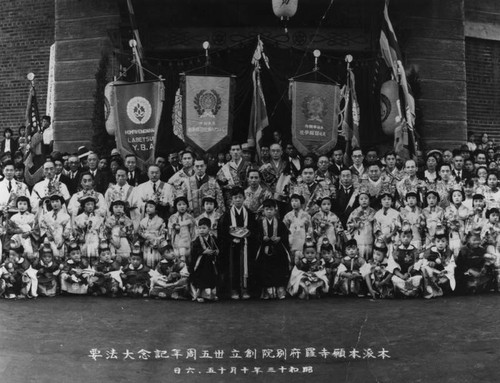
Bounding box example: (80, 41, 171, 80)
(333, 168, 359, 227)
(163, 152, 180, 182)
(52, 152, 71, 191)
(125, 154, 147, 187)
(87, 152, 111, 194)
(0, 128, 18, 157)
(66, 154, 83, 194)
(330, 147, 347, 178)
(452, 152, 472, 183)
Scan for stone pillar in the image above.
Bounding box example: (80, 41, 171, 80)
(53, 0, 120, 152)
(393, 0, 467, 149)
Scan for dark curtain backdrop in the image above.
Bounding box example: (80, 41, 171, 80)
(129, 42, 388, 157)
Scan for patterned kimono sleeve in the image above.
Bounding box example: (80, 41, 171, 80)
(62, 215, 73, 240)
(305, 213, 313, 235)
(336, 262, 347, 276)
(188, 216, 196, 239)
(73, 215, 85, 243)
(359, 261, 372, 278)
(282, 212, 292, 229)
(138, 218, 147, 240)
(373, 212, 382, 236)
(386, 255, 400, 274)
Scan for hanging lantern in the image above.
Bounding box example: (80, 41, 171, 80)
(272, 0, 298, 32)
(380, 80, 401, 136)
(104, 80, 127, 136)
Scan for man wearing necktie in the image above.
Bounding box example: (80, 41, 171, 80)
(186, 158, 224, 217)
(0, 161, 30, 211)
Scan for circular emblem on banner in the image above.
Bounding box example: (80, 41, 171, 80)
(302, 95, 327, 122)
(380, 93, 391, 123)
(127, 96, 152, 124)
(194, 89, 222, 118)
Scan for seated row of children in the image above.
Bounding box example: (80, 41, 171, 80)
(1, 212, 496, 300)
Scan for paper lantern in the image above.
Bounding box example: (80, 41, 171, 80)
(380, 80, 401, 136)
(104, 81, 127, 136)
(272, 0, 298, 20)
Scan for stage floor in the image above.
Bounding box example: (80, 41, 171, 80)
(0, 294, 499, 383)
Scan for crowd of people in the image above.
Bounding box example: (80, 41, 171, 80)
(0, 125, 498, 301)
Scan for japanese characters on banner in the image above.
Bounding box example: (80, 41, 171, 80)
(290, 80, 341, 156)
(111, 80, 165, 170)
(182, 74, 235, 153)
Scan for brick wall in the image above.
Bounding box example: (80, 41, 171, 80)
(466, 37, 500, 142)
(0, 0, 54, 134)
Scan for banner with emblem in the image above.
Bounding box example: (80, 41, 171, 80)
(112, 80, 165, 170)
(182, 74, 235, 153)
(290, 80, 341, 156)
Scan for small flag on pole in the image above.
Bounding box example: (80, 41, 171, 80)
(379, 0, 417, 159)
(248, 36, 270, 160)
(25, 80, 40, 137)
(340, 56, 360, 148)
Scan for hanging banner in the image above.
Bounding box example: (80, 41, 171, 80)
(112, 80, 165, 170)
(290, 80, 341, 156)
(182, 74, 235, 153)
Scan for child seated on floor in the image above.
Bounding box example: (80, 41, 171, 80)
(150, 241, 190, 300)
(287, 239, 329, 299)
(7, 240, 37, 299)
(88, 242, 122, 297)
(60, 243, 92, 295)
(319, 239, 342, 295)
(32, 241, 62, 297)
(389, 228, 423, 298)
(455, 232, 496, 294)
(361, 239, 393, 299)
(120, 247, 151, 298)
(335, 238, 366, 296)
(420, 227, 456, 299)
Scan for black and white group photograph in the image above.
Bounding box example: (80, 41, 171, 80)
(0, 0, 499, 382)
